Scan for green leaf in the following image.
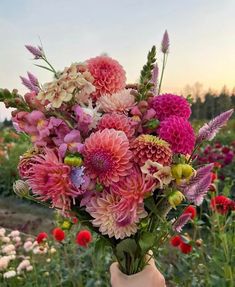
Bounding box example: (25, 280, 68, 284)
(139, 232, 155, 252)
(116, 238, 137, 260)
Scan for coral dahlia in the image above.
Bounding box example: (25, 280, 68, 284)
(27, 149, 80, 210)
(86, 191, 146, 239)
(83, 129, 133, 186)
(87, 56, 126, 99)
(158, 116, 195, 155)
(97, 112, 135, 140)
(150, 94, 191, 120)
(131, 135, 172, 166)
(98, 89, 135, 113)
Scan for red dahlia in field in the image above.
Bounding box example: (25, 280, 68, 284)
(36, 232, 48, 244)
(131, 135, 172, 166)
(158, 116, 195, 155)
(52, 228, 65, 242)
(170, 235, 182, 247)
(210, 195, 233, 215)
(76, 230, 92, 247)
(87, 56, 126, 99)
(150, 93, 191, 120)
(179, 242, 192, 254)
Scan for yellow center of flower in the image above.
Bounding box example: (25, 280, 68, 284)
(140, 135, 169, 147)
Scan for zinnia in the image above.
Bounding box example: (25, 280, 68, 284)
(76, 230, 92, 247)
(36, 232, 48, 244)
(52, 228, 65, 242)
(210, 195, 233, 215)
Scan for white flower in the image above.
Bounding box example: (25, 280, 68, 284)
(12, 236, 21, 243)
(9, 230, 20, 237)
(23, 241, 33, 252)
(46, 258, 51, 263)
(49, 247, 56, 254)
(2, 244, 15, 255)
(0, 256, 10, 271)
(3, 270, 16, 278)
(1, 236, 11, 243)
(26, 265, 33, 272)
(33, 246, 48, 254)
(0, 228, 6, 237)
(17, 259, 31, 273)
(81, 100, 101, 130)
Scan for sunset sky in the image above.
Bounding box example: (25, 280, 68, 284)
(1, 0, 235, 120)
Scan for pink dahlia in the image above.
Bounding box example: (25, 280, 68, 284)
(111, 166, 155, 224)
(83, 129, 132, 186)
(27, 149, 80, 210)
(97, 113, 135, 140)
(131, 135, 172, 166)
(87, 56, 126, 99)
(150, 94, 191, 121)
(158, 116, 195, 155)
(97, 89, 135, 113)
(86, 191, 146, 239)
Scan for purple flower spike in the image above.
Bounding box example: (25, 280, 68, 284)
(20, 76, 35, 91)
(197, 109, 234, 144)
(173, 213, 191, 233)
(161, 30, 169, 53)
(150, 63, 159, 94)
(27, 72, 39, 87)
(25, 45, 43, 59)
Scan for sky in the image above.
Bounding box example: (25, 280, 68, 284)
(1, 0, 235, 120)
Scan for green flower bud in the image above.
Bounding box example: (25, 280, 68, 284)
(95, 183, 104, 192)
(13, 180, 30, 198)
(61, 220, 71, 230)
(171, 164, 183, 179)
(181, 164, 194, 179)
(168, 190, 185, 209)
(64, 155, 83, 167)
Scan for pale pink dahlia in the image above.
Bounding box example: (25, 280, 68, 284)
(111, 166, 155, 224)
(158, 116, 195, 155)
(150, 94, 191, 120)
(86, 191, 146, 239)
(27, 149, 80, 210)
(83, 129, 133, 186)
(97, 113, 135, 140)
(87, 56, 126, 99)
(97, 89, 135, 113)
(131, 135, 172, 166)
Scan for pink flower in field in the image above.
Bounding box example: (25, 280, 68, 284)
(83, 129, 133, 186)
(98, 89, 135, 113)
(27, 149, 80, 210)
(158, 116, 195, 155)
(59, 130, 84, 157)
(86, 191, 146, 239)
(48, 117, 71, 146)
(97, 112, 136, 140)
(87, 56, 126, 99)
(0, 256, 10, 271)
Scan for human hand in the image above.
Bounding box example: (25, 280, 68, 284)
(110, 254, 166, 287)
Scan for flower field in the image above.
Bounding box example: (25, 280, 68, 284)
(0, 120, 234, 286)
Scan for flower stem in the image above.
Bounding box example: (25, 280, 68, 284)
(158, 53, 168, 95)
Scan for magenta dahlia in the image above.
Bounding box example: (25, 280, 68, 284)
(27, 149, 79, 210)
(150, 94, 191, 120)
(158, 116, 195, 155)
(83, 128, 132, 186)
(97, 113, 135, 140)
(87, 56, 126, 99)
(131, 134, 172, 166)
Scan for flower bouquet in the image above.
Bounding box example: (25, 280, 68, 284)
(0, 31, 233, 275)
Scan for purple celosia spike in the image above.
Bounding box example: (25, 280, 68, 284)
(27, 72, 39, 87)
(150, 63, 159, 94)
(184, 173, 212, 206)
(173, 213, 191, 233)
(25, 45, 43, 59)
(20, 76, 35, 91)
(197, 109, 234, 144)
(182, 164, 214, 189)
(161, 30, 169, 53)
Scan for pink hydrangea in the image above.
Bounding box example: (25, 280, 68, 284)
(87, 56, 126, 99)
(150, 94, 191, 120)
(158, 116, 195, 155)
(97, 112, 135, 140)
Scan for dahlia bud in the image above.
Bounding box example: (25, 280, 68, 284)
(13, 180, 30, 198)
(171, 164, 183, 180)
(196, 239, 203, 247)
(171, 164, 194, 183)
(61, 220, 71, 230)
(168, 190, 185, 209)
(145, 119, 159, 129)
(64, 155, 83, 167)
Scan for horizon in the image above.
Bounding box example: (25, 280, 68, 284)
(1, 0, 235, 120)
